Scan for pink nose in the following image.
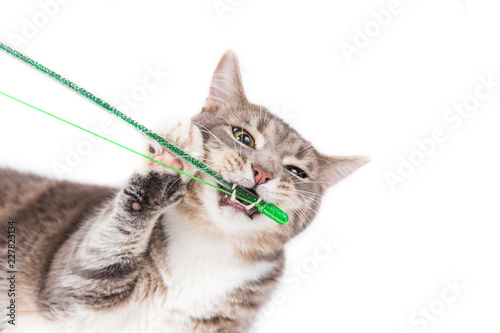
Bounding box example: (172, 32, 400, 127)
(253, 166, 273, 186)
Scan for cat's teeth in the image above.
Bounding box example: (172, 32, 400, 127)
(245, 202, 256, 210)
(230, 190, 236, 202)
(245, 197, 262, 210)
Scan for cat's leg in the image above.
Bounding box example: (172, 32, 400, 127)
(39, 119, 204, 316)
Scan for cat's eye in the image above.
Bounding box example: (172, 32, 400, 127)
(285, 165, 308, 179)
(232, 127, 255, 148)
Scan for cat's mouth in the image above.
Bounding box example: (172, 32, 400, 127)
(218, 184, 260, 219)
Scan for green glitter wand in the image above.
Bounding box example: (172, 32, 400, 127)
(0, 43, 289, 225)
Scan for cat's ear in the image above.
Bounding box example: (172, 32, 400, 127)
(203, 50, 247, 112)
(317, 154, 370, 191)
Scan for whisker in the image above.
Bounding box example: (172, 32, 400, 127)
(285, 198, 313, 229)
(287, 195, 320, 216)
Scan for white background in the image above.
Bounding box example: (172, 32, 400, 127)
(1, 0, 499, 332)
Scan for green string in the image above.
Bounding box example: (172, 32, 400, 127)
(0, 43, 253, 200)
(0, 90, 237, 199)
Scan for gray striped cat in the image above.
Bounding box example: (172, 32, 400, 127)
(0, 51, 368, 333)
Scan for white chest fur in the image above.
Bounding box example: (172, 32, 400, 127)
(11, 209, 275, 333)
(160, 208, 275, 317)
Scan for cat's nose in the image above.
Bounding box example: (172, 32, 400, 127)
(253, 166, 273, 186)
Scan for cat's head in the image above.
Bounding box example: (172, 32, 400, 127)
(185, 51, 368, 254)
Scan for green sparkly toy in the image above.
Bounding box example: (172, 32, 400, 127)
(0, 43, 289, 225)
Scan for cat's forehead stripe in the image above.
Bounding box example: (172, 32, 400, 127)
(256, 116, 270, 132)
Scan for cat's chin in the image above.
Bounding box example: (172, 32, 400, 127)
(213, 205, 273, 237)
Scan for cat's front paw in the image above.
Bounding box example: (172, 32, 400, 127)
(138, 118, 204, 182)
(125, 119, 204, 213)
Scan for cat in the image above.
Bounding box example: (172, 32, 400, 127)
(0, 51, 368, 333)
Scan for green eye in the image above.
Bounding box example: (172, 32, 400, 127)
(232, 127, 255, 148)
(285, 165, 308, 179)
